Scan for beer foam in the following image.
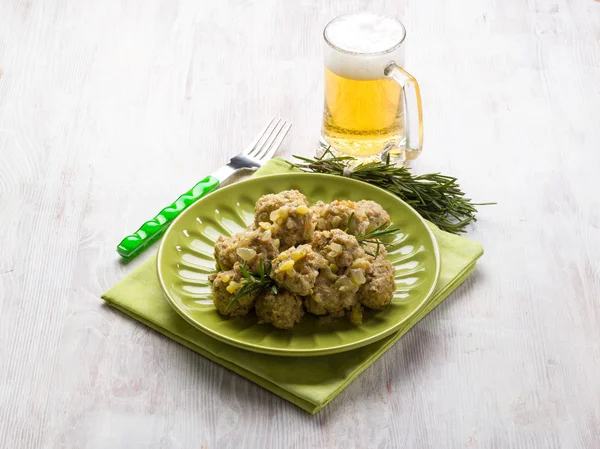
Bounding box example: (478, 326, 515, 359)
(324, 13, 406, 80)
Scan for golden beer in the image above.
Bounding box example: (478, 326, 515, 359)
(320, 13, 423, 163)
(322, 67, 404, 157)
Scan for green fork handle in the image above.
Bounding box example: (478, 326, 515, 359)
(117, 175, 220, 259)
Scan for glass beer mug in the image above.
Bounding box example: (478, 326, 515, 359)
(320, 13, 423, 165)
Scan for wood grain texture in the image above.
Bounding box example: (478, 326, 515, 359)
(1, 0, 599, 447)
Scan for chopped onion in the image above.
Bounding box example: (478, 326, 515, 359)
(226, 281, 242, 294)
(350, 304, 363, 325)
(349, 268, 366, 285)
(291, 249, 306, 261)
(351, 258, 371, 270)
(329, 242, 343, 254)
(322, 266, 338, 280)
(277, 260, 295, 272)
(236, 247, 257, 261)
(269, 207, 289, 223)
(296, 205, 309, 215)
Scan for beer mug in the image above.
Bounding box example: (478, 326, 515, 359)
(320, 13, 423, 165)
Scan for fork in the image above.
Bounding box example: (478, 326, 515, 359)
(117, 117, 292, 259)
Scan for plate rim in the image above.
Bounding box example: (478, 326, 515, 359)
(157, 172, 441, 356)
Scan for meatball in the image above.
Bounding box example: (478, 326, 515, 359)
(304, 271, 360, 315)
(236, 228, 280, 272)
(254, 190, 313, 249)
(209, 264, 255, 317)
(359, 255, 395, 310)
(311, 229, 366, 269)
(356, 200, 391, 233)
(255, 290, 304, 329)
(311, 200, 371, 235)
(214, 234, 240, 270)
(271, 244, 326, 296)
(254, 190, 308, 223)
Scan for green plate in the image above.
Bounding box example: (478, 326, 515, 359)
(157, 173, 440, 356)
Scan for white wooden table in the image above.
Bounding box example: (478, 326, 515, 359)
(1, 0, 599, 447)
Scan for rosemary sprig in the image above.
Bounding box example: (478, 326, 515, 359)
(356, 222, 401, 242)
(356, 222, 400, 258)
(289, 149, 494, 234)
(226, 259, 277, 312)
(344, 212, 355, 233)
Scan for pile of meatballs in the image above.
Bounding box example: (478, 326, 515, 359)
(208, 190, 396, 330)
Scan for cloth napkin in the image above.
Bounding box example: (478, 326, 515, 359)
(102, 158, 484, 414)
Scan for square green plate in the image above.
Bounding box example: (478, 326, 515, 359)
(157, 173, 440, 356)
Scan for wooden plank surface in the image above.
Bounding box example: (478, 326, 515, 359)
(1, 0, 599, 447)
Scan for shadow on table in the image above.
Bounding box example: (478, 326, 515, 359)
(100, 268, 482, 420)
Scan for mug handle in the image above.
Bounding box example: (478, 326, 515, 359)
(384, 62, 423, 161)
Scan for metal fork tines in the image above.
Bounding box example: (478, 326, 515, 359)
(228, 118, 292, 170)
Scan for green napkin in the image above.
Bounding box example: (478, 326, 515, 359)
(102, 158, 484, 414)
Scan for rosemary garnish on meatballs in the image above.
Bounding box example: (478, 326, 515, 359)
(226, 259, 277, 312)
